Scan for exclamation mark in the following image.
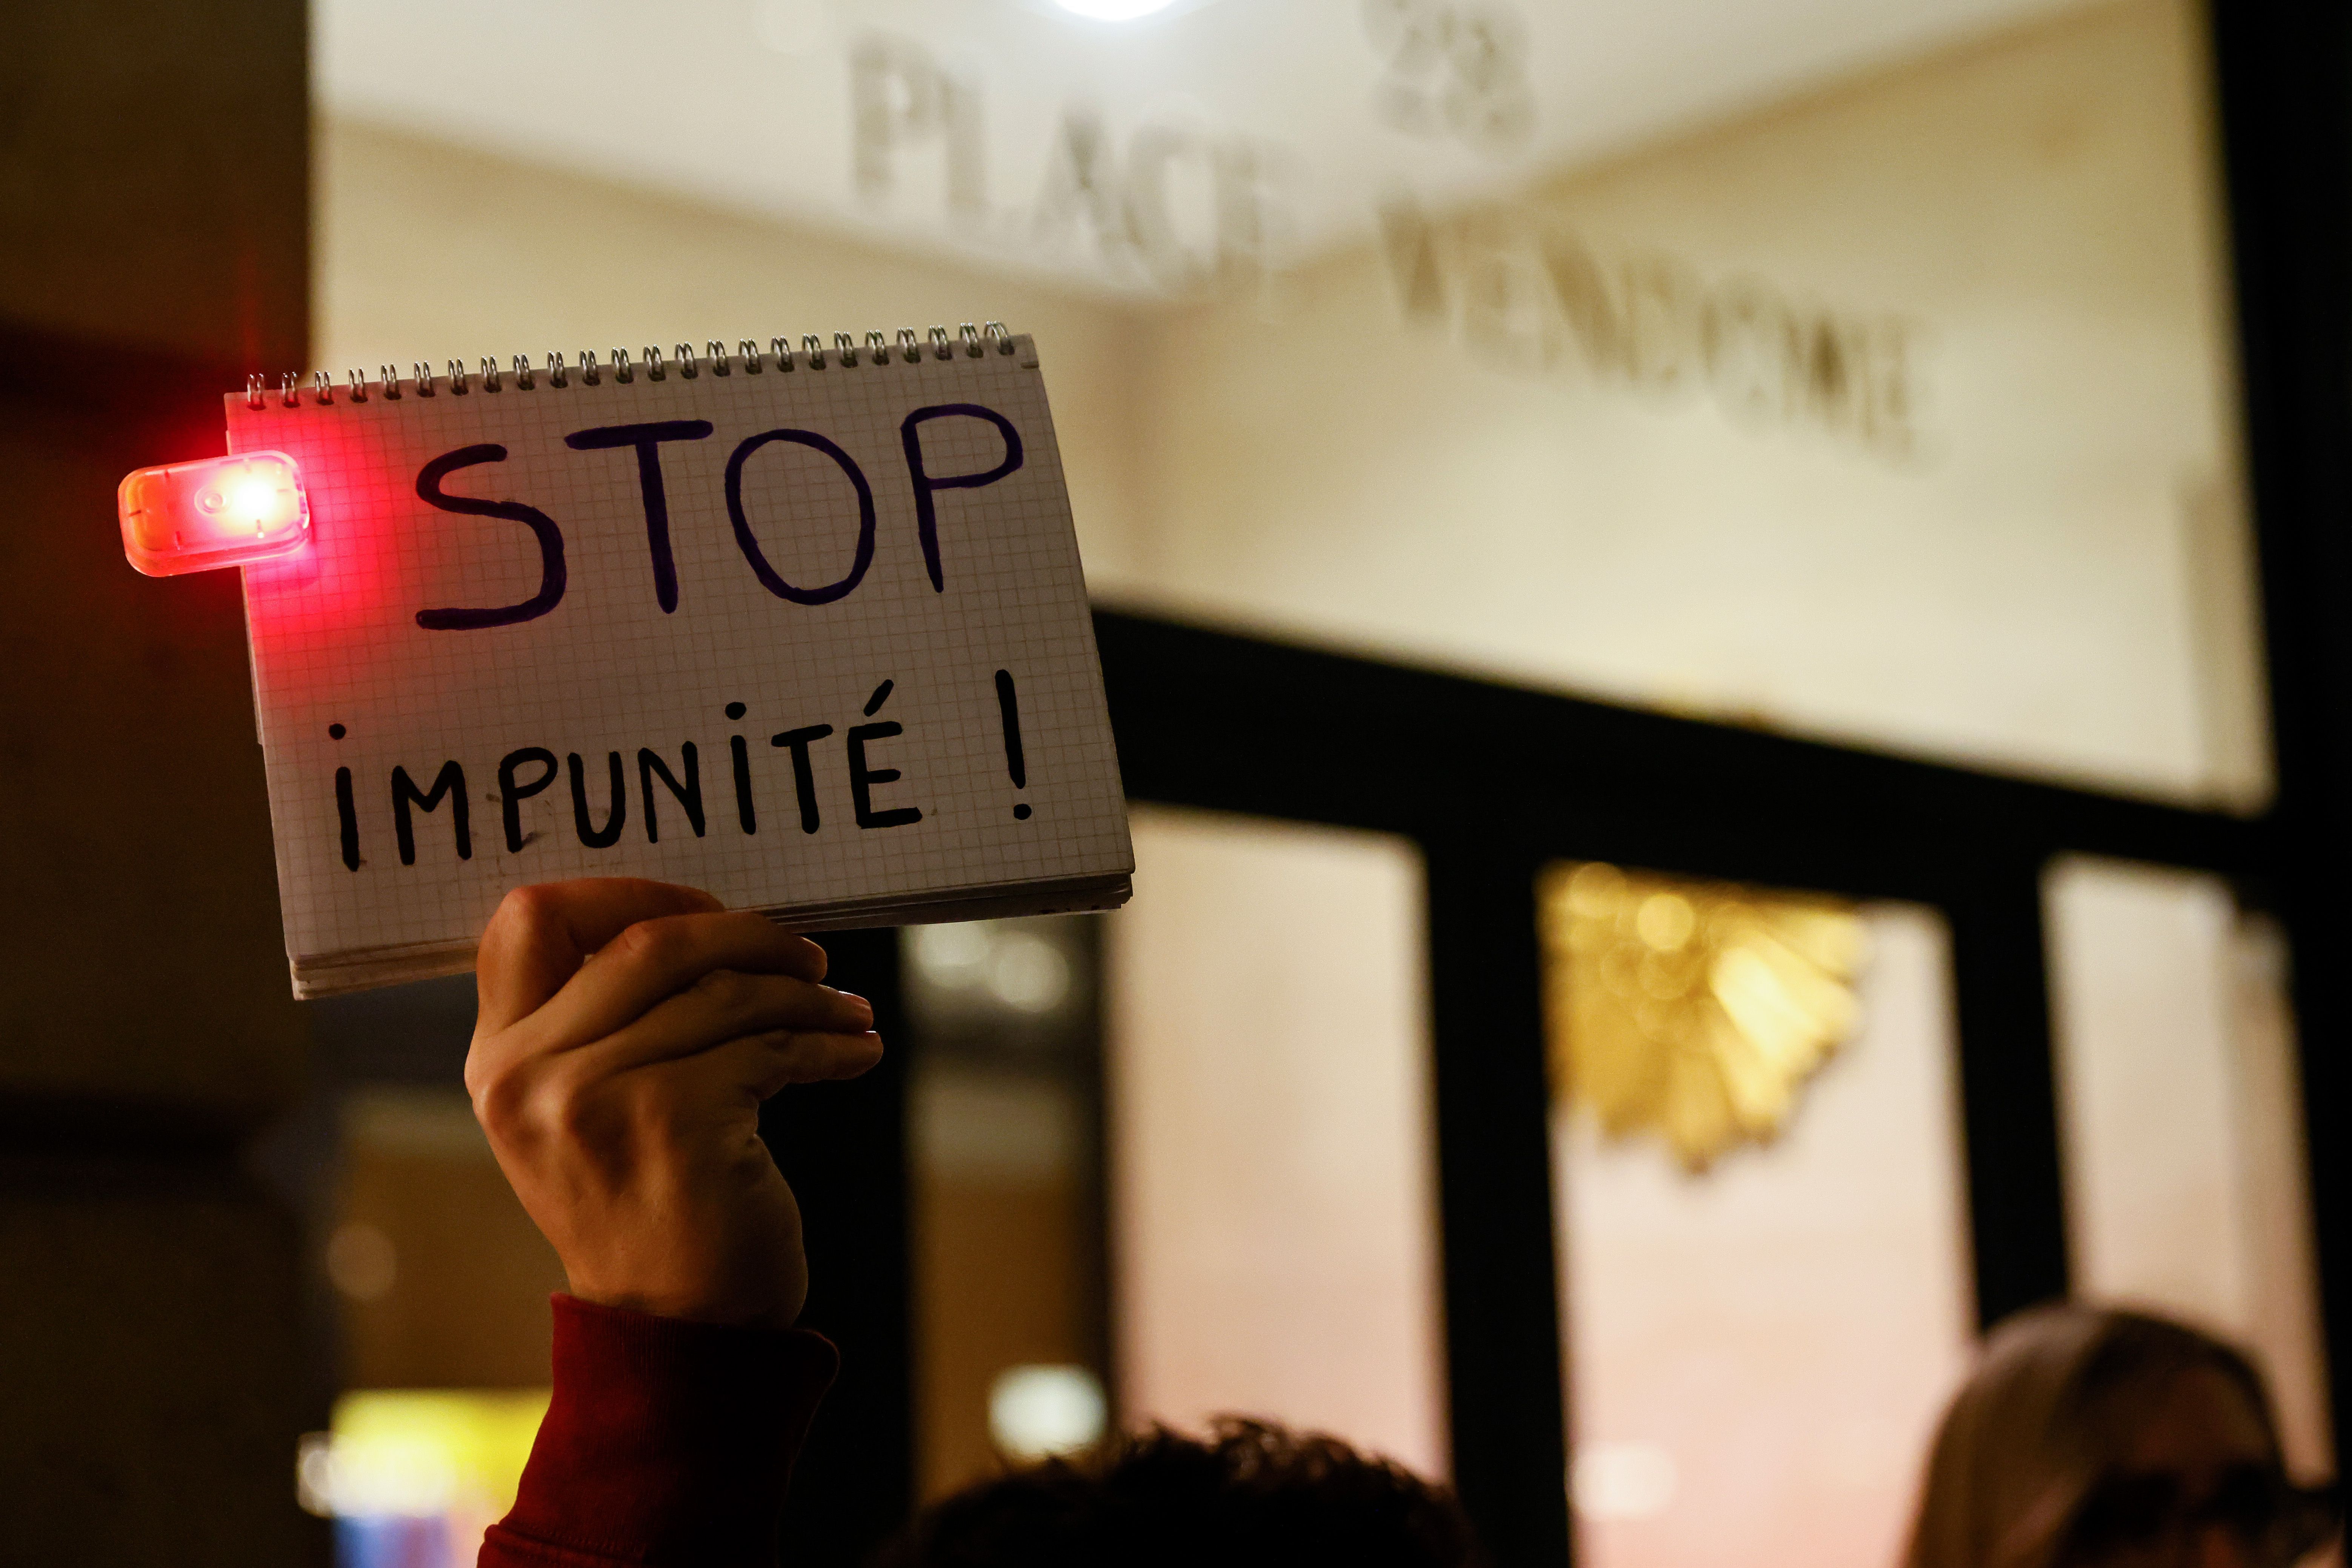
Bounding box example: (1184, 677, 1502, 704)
(995, 669, 1031, 820)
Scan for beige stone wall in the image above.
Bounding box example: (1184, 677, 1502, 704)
(316, 0, 2251, 804)
(1127, 0, 2257, 806)
(313, 120, 1155, 596)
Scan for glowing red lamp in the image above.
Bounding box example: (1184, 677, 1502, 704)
(118, 451, 311, 576)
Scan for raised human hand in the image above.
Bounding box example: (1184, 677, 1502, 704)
(465, 878, 883, 1329)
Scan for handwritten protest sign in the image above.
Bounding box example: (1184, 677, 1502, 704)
(227, 333, 1130, 997)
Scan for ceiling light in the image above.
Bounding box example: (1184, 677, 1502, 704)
(1055, 0, 1183, 19)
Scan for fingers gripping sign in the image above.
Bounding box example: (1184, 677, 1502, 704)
(465, 879, 884, 1329)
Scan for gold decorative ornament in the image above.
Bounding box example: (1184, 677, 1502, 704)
(1538, 862, 1868, 1171)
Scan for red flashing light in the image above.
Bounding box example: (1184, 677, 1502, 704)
(119, 451, 311, 576)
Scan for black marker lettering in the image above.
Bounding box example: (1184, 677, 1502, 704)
(638, 744, 706, 842)
(995, 669, 1032, 821)
(847, 722, 923, 829)
(413, 445, 567, 629)
(900, 404, 1023, 592)
(563, 421, 715, 613)
(335, 765, 361, 869)
(498, 746, 558, 853)
(392, 761, 472, 865)
(568, 751, 628, 848)
(724, 429, 877, 604)
(771, 724, 834, 833)
(993, 670, 1027, 787)
(730, 734, 757, 834)
(864, 679, 893, 715)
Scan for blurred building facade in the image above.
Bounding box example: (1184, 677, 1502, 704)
(306, 5, 2328, 1565)
(0, 0, 2336, 1564)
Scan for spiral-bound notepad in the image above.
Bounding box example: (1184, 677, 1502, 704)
(229, 327, 1131, 999)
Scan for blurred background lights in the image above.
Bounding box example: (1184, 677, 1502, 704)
(295, 1426, 457, 1519)
(1054, 0, 1183, 19)
(1571, 1439, 1678, 1521)
(908, 922, 1075, 1016)
(988, 1364, 1108, 1460)
(326, 1221, 399, 1302)
(988, 933, 1072, 1014)
(297, 1390, 551, 1566)
(909, 922, 993, 985)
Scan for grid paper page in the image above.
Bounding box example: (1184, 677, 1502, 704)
(229, 338, 1130, 993)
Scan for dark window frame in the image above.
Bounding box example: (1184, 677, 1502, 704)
(780, 9, 2351, 1561)
(1097, 606, 2274, 1568)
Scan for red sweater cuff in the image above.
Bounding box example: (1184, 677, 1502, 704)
(480, 1294, 838, 1568)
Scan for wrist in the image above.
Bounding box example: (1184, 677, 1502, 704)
(564, 1274, 806, 1330)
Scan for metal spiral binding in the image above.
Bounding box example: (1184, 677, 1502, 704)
(245, 322, 1018, 410)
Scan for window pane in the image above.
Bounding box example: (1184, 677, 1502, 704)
(903, 915, 1111, 1499)
(1106, 806, 1446, 1477)
(2045, 857, 2333, 1475)
(1543, 867, 1973, 1568)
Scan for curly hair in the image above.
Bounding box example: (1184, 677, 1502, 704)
(875, 1417, 1485, 1568)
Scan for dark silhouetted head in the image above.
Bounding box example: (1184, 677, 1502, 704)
(878, 1417, 1483, 1568)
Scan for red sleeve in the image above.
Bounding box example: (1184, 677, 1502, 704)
(479, 1294, 839, 1568)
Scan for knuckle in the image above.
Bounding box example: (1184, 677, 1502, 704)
(691, 967, 760, 1014)
(489, 882, 563, 941)
(539, 1065, 615, 1146)
(468, 1062, 536, 1144)
(607, 918, 682, 970)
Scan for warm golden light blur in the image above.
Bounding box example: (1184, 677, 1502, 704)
(298, 1388, 549, 1566)
(1539, 862, 1867, 1170)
